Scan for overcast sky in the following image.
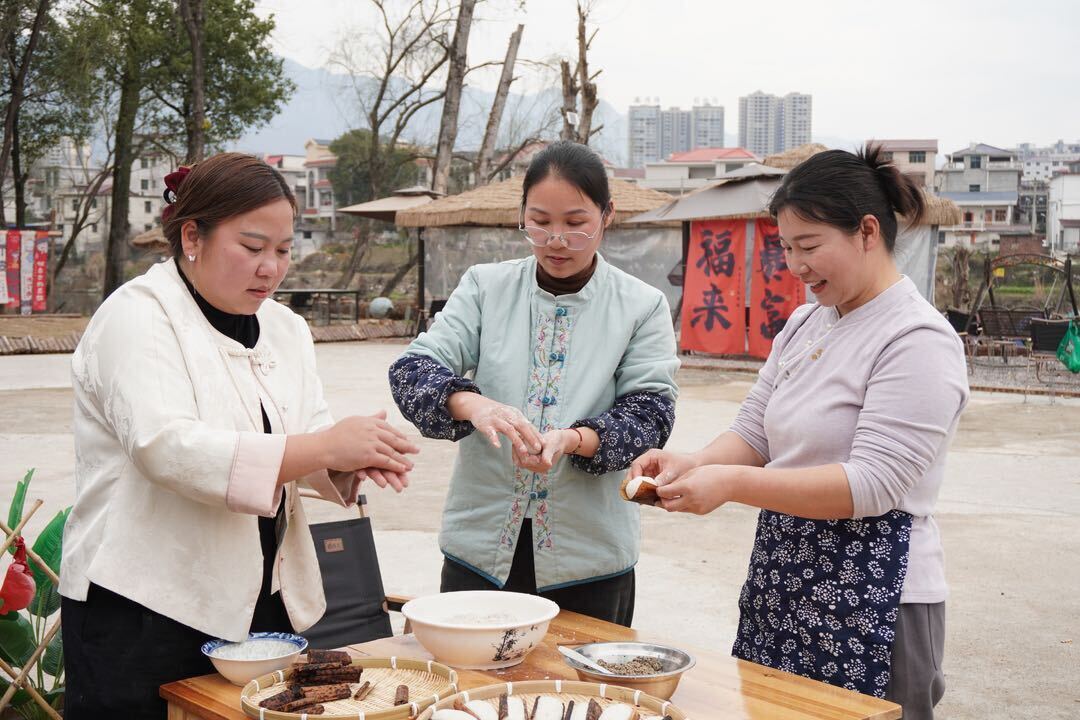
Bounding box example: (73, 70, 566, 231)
(254, 0, 1080, 157)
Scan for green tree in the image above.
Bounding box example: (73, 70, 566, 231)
(159, 0, 293, 160)
(64, 0, 294, 299)
(329, 130, 417, 207)
(328, 129, 418, 289)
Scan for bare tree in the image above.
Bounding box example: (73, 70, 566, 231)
(951, 245, 972, 310)
(474, 23, 523, 185)
(559, 2, 601, 145)
(51, 106, 119, 292)
(430, 0, 475, 195)
(0, 0, 51, 225)
(177, 0, 206, 162)
(49, 89, 171, 309)
(328, 0, 457, 288)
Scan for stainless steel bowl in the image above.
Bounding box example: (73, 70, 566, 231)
(560, 641, 696, 700)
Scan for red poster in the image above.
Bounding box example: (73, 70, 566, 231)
(748, 218, 806, 359)
(680, 219, 746, 354)
(32, 231, 49, 312)
(5, 230, 21, 308)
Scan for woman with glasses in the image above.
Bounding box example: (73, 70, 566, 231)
(388, 141, 679, 625)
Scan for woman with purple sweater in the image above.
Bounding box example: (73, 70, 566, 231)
(631, 145, 969, 720)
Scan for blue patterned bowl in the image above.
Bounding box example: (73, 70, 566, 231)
(201, 632, 308, 686)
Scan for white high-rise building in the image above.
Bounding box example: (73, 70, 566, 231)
(691, 104, 725, 150)
(781, 92, 812, 152)
(660, 107, 692, 160)
(738, 91, 781, 157)
(738, 91, 813, 156)
(628, 103, 662, 168)
(628, 100, 726, 167)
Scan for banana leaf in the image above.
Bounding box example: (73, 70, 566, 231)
(26, 508, 70, 619)
(0, 612, 36, 666)
(6, 470, 34, 552)
(42, 632, 62, 677)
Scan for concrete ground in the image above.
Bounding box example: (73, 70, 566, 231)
(1, 341, 1077, 718)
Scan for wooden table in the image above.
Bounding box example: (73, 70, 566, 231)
(274, 288, 362, 325)
(161, 610, 900, 720)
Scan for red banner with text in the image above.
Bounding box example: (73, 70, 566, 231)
(32, 231, 49, 312)
(680, 219, 746, 354)
(748, 218, 806, 358)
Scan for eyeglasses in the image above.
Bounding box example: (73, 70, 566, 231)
(518, 211, 606, 251)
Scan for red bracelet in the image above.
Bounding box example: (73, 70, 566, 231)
(568, 427, 584, 455)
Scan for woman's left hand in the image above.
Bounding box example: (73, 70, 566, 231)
(654, 464, 740, 515)
(513, 429, 576, 474)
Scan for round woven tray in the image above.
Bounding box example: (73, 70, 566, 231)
(240, 656, 458, 719)
(415, 679, 689, 719)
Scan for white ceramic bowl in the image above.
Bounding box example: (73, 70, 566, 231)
(200, 632, 308, 686)
(401, 591, 559, 670)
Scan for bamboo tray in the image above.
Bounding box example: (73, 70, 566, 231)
(415, 679, 689, 719)
(240, 656, 458, 719)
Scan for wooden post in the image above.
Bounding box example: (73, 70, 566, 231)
(1066, 255, 1078, 316)
(416, 227, 426, 336)
(675, 220, 690, 327)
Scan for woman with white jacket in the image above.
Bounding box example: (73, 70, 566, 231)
(59, 153, 418, 719)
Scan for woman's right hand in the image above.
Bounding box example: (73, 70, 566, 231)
(320, 410, 419, 474)
(451, 394, 542, 456)
(629, 448, 701, 486)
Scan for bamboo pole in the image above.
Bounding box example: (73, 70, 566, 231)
(0, 499, 43, 556)
(0, 618, 61, 710)
(0, 654, 61, 719)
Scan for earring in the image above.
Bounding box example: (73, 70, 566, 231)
(187, 254, 196, 262)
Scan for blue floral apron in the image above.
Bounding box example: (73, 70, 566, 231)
(732, 509, 912, 698)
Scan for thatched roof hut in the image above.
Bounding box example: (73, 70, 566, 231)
(395, 175, 673, 228)
(132, 226, 168, 252)
(390, 175, 681, 312)
(763, 143, 831, 170)
(923, 193, 962, 226)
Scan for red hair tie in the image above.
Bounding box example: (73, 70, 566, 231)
(161, 165, 192, 223)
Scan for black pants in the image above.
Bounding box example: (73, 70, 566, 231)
(440, 520, 636, 627)
(62, 511, 290, 720)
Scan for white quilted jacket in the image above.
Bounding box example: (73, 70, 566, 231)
(60, 259, 358, 640)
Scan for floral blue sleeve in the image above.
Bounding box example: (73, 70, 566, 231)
(388, 354, 480, 441)
(570, 391, 675, 475)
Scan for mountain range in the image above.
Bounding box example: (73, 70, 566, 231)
(233, 58, 632, 166)
(233, 58, 857, 167)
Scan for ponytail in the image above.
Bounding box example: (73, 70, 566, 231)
(863, 143, 925, 228)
